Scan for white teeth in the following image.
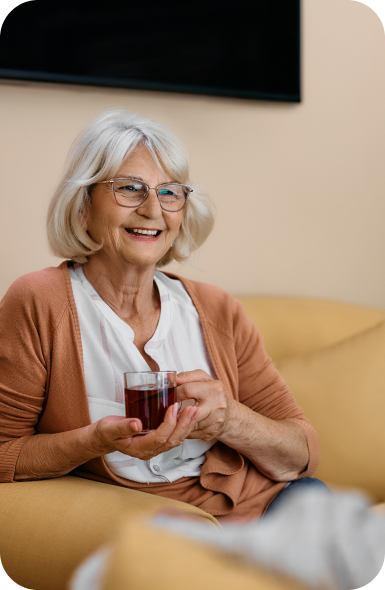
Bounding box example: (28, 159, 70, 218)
(131, 228, 159, 235)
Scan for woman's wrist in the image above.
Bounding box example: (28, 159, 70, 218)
(217, 400, 310, 481)
(218, 398, 244, 443)
(83, 421, 110, 457)
(14, 425, 105, 481)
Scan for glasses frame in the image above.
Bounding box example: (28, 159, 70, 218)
(95, 177, 192, 212)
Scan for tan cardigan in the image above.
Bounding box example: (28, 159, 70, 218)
(0, 261, 320, 521)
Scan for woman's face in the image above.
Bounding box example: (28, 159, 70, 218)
(85, 144, 183, 269)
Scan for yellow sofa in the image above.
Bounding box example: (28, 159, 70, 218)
(238, 296, 385, 504)
(1, 296, 385, 590)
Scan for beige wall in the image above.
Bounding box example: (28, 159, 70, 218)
(1, 0, 385, 306)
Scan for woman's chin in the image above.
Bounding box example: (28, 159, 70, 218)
(118, 229, 171, 265)
(117, 247, 167, 268)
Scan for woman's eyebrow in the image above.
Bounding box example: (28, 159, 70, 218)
(118, 175, 173, 184)
(119, 175, 145, 181)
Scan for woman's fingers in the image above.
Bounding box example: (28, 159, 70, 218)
(165, 405, 199, 447)
(176, 370, 213, 401)
(141, 404, 197, 450)
(122, 404, 198, 458)
(177, 377, 224, 404)
(176, 370, 213, 384)
(93, 416, 143, 455)
(176, 375, 228, 439)
(98, 402, 201, 459)
(177, 381, 209, 403)
(125, 403, 180, 451)
(107, 416, 143, 437)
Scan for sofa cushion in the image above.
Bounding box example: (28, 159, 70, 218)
(274, 321, 385, 502)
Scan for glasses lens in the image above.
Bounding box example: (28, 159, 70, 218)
(158, 184, 188, 211)
(113, 179, 147, 206)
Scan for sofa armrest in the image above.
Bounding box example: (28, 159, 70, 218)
(97, 517, 307, 590)
(0, 475, 218, 590)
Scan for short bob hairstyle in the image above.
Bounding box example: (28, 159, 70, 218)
(47, 109, 214, 267)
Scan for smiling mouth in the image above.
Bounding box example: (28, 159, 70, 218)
(125, 228, 162, 238)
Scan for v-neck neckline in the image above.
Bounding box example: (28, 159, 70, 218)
(71, 265, 172, 346)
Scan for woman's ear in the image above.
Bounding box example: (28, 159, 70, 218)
(79, 201, 90, 231)
(80, 185, 94, 231)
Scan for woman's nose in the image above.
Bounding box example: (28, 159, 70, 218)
(136, 188, 162, 217)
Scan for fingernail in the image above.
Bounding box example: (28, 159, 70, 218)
(173, 402, 179, 417)
(131, 421, 139, 432)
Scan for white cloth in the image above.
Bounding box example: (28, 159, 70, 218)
(69, 265, 216, 483)
(70, 491, 385, 590)
(152, 491, 385, 590)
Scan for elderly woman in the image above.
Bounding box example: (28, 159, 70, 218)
(0, 109, 323, 522)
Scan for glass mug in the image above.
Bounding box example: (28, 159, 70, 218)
(124, 371, 177, 434)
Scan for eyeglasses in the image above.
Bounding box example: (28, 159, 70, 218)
(95, 177, 192, 212)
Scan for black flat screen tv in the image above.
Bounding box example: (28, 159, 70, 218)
(0, 0, 301, 102)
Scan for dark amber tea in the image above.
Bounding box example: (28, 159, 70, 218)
(125, 384, 177, 433)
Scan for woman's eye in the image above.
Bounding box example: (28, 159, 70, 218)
(159, 189, 176, 197)
(119, 183, 143, 192)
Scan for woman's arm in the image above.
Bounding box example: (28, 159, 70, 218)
(177, 371, 310, 483)
(14, 405, 199, 481)
(218, 399, 309, 481)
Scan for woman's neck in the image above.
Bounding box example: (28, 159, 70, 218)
(81, 255, 160, 323)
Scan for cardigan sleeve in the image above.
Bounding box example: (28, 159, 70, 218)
(0, 276, 48, 482)
(233, 299, 321, 477)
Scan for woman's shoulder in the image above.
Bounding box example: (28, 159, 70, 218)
(1, 261, 70, 313)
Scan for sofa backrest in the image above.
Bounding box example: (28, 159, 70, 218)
(236, 296, 385, 360)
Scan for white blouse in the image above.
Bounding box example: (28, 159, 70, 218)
(69, 265, 217, 483)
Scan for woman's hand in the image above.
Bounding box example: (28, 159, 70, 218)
(92, 403, 199, 460)
(176, 370, 310, 481)
(176, 370, 235, 441)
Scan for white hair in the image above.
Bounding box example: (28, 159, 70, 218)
(47, 109, 214, 267)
